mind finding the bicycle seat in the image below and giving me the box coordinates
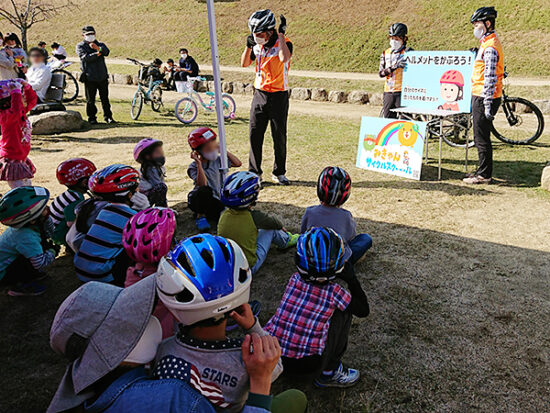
[205,91,215,96]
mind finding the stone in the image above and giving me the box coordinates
[311,88,328,102]
[541,164,550,191]
[132,75,139,85]
[369,92,384,106]
[347,90,370,104]
[244,84,255,95]
[233,82,246,94]
[328,90,347,103]
[112,73,133,85]
[222,81,233,94]
[194,81,208,92]
[30,110,84,135]
[291,87,311,100]
[206,81,215,92]
[533,100,550,115]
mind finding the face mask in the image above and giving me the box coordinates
[84,34,96,43]
[390,39,403,51]
[180,54,187,59]
[202,150,218,161]
[473,26,485,39]
[253,35,267,46]
[153,156,165,166]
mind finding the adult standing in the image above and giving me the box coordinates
[241,10,292,186]
[0,32,18,80]
[77,26,115,124]
[463,7,503,185]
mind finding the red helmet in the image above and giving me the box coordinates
[317,166,351,206]
[56,158,97,187]
[440,70,465,87]
[88,164,140,195]
[188,127,216,150]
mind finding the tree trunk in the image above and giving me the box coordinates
[21,26,28,54]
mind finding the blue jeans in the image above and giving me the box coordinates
[252,229,289,274]
[349,233,373,264]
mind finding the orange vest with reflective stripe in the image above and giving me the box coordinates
[471,32,504,98]
[384,47,405,93]
[253,36,291,92]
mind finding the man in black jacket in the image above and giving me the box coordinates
[77,26,115,124]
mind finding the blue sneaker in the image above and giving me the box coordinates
[195,217,211,231]
[313,363,360,388]
[8,281,46,297]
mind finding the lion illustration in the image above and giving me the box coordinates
[397,122,420,147]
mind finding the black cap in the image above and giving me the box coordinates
[82,26,95,34]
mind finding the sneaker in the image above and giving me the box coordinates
[195,217,211,231]
[105,118,117,124]
[463,175,491,184]
[8,281,46,297]
[88,119,98,125]
[283,232,300,249]
[272,174,290,186]
[314,363,360,389]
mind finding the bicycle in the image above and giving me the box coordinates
[47,60,79,103]
[127,58,164,120]
[174,76,236,124]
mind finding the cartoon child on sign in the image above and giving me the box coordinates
[437,70,464,112]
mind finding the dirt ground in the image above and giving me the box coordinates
[0,85,549,412]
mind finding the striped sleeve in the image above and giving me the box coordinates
[50,190,82,225]
[29,250,55,270]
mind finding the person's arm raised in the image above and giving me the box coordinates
[277,33,291,63]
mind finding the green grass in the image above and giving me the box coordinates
[8,0,550,76]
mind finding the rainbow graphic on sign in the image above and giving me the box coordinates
[363,120,424,150]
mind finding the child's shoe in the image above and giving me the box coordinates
[313,363,360,388]
[8,281,46,297]
[195,217,211,231]
[283,232,300,249]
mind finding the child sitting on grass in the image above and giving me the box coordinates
[0,186,59,296]
[301,166,372,265]
[218,171,299,275]
[73,164,150,286]
[122,207,176,338]
[155,234,307,413]
[264,227,369,388]
[187,127,241,231]
[50,158,96,245]
[134,138,168,207]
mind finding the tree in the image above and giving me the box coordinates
[0,0,74,51]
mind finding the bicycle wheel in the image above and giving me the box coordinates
[221,94,236,119]
[151,84,163,112]
[130,91,144,120]
[54,69,79,103]
[175,97,198,124]
[440,114,476,148]
[491,97,545,145]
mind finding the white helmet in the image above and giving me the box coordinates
[248,9,276,33]
[156,234,252,326]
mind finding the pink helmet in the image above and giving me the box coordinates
[123,207,176,264]
[133,138,162,162]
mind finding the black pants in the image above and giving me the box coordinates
[282,309,353,375]
[472,96,501,179]
[188,186,225,221]
[0,256,43,287]
[110,251,132,287]
[146,183,168,207]
[249,89,289,176]
[84,79,113,122]
[382,92,401,118]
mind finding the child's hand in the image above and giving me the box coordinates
[241,333,281,395]
[190,151,201,162]
[229,303,255,330]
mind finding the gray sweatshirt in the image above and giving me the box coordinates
[154,319,283,412]
[0,49,17,80]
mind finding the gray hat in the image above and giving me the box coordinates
[47,276,156,413]
[82,25,95,34]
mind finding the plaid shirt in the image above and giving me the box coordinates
[264,273,351,358]
[481,32,499,110]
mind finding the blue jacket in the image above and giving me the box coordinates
[77,40,110,82]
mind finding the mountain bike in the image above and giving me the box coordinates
[127,58,163,120]
[174,76,236,124]
[47,60,79,103]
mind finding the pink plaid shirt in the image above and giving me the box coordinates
[264,273,351,358]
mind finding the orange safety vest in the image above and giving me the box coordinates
[253,36,291,92]
[383,47,406,93]
[471,32,504,98]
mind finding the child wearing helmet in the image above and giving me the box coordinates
[50,158,97,245]
[378,23,413,118]
[0,186,59,296]
[122,207,177,338]
[73,164,149,286]
[134,138,168,207]
[437,70,465,112]
[0,79,38,189]
[301,167,372,265]
[264,227,369,389]
[155,234,307,413]
[187,127,241,231]
[218,171,299,275]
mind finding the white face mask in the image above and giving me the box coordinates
[202,150,218,161]
[84,34,96,43]
[253,35,267,46]
[473,26,485,39]
[390,39,403,51]
[180,53,188,59]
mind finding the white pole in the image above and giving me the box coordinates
[206,0,229,177]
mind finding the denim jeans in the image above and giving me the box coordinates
[348,233,373,264]
[251,229,289,274]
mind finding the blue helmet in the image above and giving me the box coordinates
[295,227,346,282]
[220,171,261,208]
[156,234,252,326]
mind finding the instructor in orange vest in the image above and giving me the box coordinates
[464,7,504,185]
[241,10,293,186]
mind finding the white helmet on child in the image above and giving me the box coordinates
[156,234,252,326]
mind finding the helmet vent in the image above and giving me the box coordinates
[200,249,214,269]
[239,268,248,283]
[217,240,231,262]
[176,288,194,303]
[177,253,195,277]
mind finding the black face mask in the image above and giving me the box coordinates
[153,156,166,166]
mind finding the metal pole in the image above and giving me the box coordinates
[206,0,229,177]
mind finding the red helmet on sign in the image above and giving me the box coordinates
[440,70,465,87]
[56,158,97,186]
[188,127,217,150]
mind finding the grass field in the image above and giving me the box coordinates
[0,86,549,412]
[8,0,550,76]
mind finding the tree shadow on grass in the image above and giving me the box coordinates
[32,135,153,145]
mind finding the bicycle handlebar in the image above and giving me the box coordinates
[187,76,207,82]
[126,58,147,66]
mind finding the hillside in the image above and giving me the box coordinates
[5,0,550,76]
